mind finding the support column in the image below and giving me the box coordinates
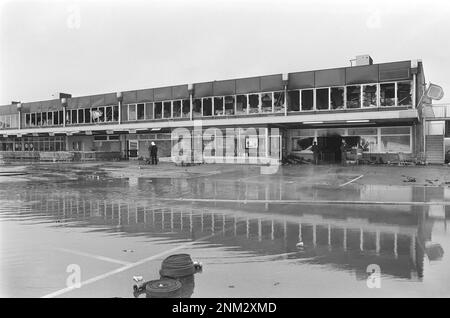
[117,92,123,124]
[376,230,380,255]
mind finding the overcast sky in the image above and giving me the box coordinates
[1,0,450,105]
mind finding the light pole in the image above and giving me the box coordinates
[12,101,22,129]
[116,92,123,124]
[282,73,289,116]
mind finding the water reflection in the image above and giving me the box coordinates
[2,180,448,284]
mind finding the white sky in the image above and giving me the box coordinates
[1,0,450,105]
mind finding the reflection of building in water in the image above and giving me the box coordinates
[14,185,449,282]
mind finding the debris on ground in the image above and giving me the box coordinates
[122,249,134,253]
[401,175,416,183]
[282,154,311,165]
[296,241,304,248]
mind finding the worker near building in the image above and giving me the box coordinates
[340,140,347,166]
[311,141,320,165]
[149,142,158,165]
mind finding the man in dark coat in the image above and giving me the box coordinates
[149,142,158,165]
[340,140,347,166]
[311,141,320,165]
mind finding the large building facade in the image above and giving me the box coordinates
[0,56,441,164]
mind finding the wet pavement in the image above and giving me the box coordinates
[1,162,450,297]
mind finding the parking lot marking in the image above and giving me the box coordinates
[42,232,217,298]
[55,247,131,266]
[339,174,364,187]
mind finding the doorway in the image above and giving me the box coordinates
[317,135,342,163]
[128,140,139,158]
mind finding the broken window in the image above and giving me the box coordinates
[113,106,119,121]
[78,109,84,123]
[84,109,91,124]
[47,112,53,126]
[287,90,300,111]
[59,111,64,125]
[25,113,31,127]
[193,99,202,118]
[98,107,105,122]
[363,85,377,107]
[292,137,314,151]
[236,95,247,115]
[274,91,285,112]
[201,98,212,116]
[182,99,190,118]
[213,97,223,116]
[31,113,36,126]
[346,85,361,109]
[137,103,145,120]
[380,83,395,106]
[225,96,235,115]
[173,100,181,118]
[42,112,47,126]
[261,93,273,113]
[330,87,344,109]
[301,89,313,111]
[397,82,412,106]
[36,112,42,125]
[163,101,171,118]
[249,94,260,114]
[316,88,329,110]
[154,102,163,119]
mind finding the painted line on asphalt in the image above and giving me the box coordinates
[339,174,364,187]
[41,232,217,298]
[157,197,450,206]
[54,248,132,266]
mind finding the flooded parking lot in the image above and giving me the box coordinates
[1,163,450,297]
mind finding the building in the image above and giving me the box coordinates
[0,55,444,164]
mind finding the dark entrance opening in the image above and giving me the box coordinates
[317,135,361,163]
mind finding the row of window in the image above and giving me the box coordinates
[0,114,19,129]
[0,136,65,152]
[291,126,412,154]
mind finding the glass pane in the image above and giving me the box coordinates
[292,137,314,152]
[261,93,272,113]
[202,98,212,116]
[380,135,410,153]
[380,83,396,106]
[42,112,47,126]
[287,90,300,111]
[346,85,361,109]
[359,136,378,153]
[128,104,137,121]
[113,106,119,121]
[105,106,113,122]
[173,100,181,118]
[137,103,145,120]
[193,99,202,118]
[154,102,162,119]
[213,97,223,116]
[163,102,172,118]
[380,127,410,135]
[330,87,344,110]
[236,95,247,115]
[316,88,329,110]
[301,90,313,111]
[84,109,91,123]
[348,128,377,135]
[249,94,259,114]
[397,82,412,106]
[182,100,190,118]
[224,96,235,115]
[363,85,377,107]
[78,109,84,123]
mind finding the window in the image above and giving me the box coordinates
[59,111,64,125]
[397,82,412,106]
[225,96,235,115]
[173,100,181,118]
[301,89,313,111]
[78,109,84,124]
[203,98,213,116]
[113,106,119,121]
[47,112,53,126]
[154,102,162,119]
[274,91,285,113]
[380,83,395,106]
[292,137,314,152]
[98,107,105,122]
[316,88,329,110]
[182,100,190,118]
[193,99,202,118]
[330,87,344,109]
[249,94,259,113]
[36,113,42,126]
[261,93,273,113]
[84,109,91,124]
[363,84,377,107]
[236,95,247,115]
[137,103,145,120]
[25,113,31,127]
[128,104,137,121]
[72,110,79,124]
[42,112,47,126]
[31,113,36,126]
[213,97,223,116]
[346,85,361,109]
[287,90,300,111]
[105,106,112,122]
[445,121,450,138]
[380,127,411,153]
[163,101,171,118]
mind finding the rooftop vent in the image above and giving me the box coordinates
[354,55,373,66]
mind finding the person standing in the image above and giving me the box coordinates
[150,142,158,165]
[311,141,320,165]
